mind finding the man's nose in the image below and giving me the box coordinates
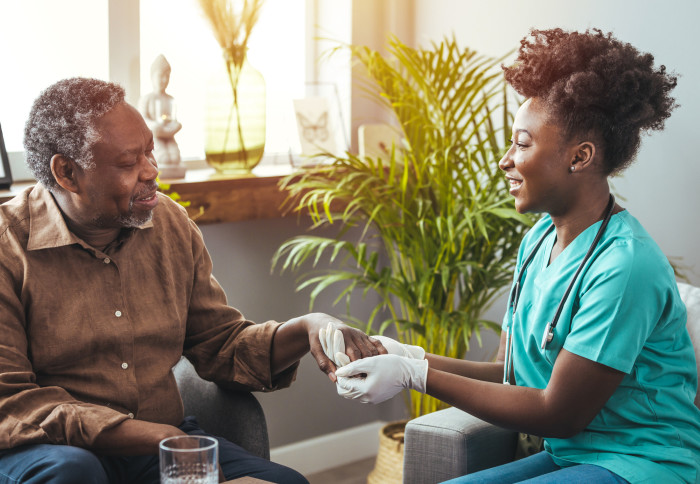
[141,154,158,181]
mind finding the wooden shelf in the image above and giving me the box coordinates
[162,165,297,225]
[0,165,299,225]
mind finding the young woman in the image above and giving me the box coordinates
[329,28,700,483]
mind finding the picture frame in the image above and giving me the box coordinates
[0,123,13,189]
[289,82,349,168]
[293,96,337,157]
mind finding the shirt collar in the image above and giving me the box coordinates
[26,183,154,251]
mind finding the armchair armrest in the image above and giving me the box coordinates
[404,407,518,484]
[173,358,270,460]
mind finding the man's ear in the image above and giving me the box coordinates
[570,141,597,172]
[50,154,80,193]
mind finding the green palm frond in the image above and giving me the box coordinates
[272,35,535,418]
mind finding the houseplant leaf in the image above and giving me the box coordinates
[273,35,535,418]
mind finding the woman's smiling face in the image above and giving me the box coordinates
[498,98,578,215]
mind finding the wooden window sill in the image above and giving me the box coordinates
[0,165,299,225]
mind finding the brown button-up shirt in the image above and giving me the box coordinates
[0,184,296,449]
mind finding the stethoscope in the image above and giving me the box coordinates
[503,194,616,385]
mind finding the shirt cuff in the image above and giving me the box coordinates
[231,321,298,392]
[40,402,130,447]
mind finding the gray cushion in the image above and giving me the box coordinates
[404,407,517,484]
[173,358,270,459]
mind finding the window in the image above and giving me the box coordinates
[0,0,350,179]
[0,0,109,152]
[140,0,308,161]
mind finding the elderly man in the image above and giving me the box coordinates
[0,78,384,483]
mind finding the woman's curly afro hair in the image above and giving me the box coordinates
[503,28,678,175]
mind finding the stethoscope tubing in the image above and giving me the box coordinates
[503,194,616,385]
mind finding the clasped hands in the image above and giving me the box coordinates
[319,322,428,404]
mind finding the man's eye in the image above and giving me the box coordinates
[117,157,139,168]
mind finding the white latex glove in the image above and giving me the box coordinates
[335,354,429,404]
[369,335,425,360]
[319,322,351,367]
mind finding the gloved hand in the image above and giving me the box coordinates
[335,354,429,404]
[369,335,425,360]
[320,323,425,368]
[319,322,351,367]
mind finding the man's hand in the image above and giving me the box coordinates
[320,327,426,369]
[335,354,429,404]
[270,313,386,383]
[304,315,386,382]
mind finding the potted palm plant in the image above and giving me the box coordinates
[273,36,533,419]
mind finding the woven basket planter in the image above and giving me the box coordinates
[367,420,408,484]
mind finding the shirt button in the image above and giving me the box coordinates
[128,412,134,419]
[121,362,129,370]
[103,258,111,264]
[115,310,122,317]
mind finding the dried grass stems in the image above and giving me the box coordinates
[198,0,265,66]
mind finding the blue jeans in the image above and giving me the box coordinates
[0,416,307,484]
[441,451,629,484]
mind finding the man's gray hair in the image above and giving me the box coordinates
[23,78,125,190]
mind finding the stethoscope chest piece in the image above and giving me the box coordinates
[540,321,554,350]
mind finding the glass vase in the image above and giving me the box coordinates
[204,54,266,174]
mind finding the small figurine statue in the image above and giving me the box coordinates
[138,54,185,179]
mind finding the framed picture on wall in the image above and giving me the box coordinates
[0,123,13,189]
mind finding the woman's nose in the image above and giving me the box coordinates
[498,146,513,172]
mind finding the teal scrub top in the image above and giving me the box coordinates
[502,211,700,484]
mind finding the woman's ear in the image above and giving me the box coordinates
[50,154,80,193]
[570,141,597,172]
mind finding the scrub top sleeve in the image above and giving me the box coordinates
[562,240,665,374]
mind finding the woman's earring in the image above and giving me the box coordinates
[569,166,576,173]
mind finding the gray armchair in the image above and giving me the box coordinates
[404,282,700,484]
[173,357,270,459]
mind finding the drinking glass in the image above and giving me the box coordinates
[159,435,218,484]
